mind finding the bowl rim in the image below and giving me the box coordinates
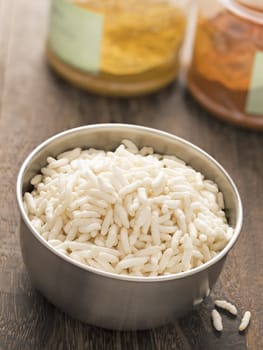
[16,123,243,282]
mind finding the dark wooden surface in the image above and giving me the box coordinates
[0,1,262,349]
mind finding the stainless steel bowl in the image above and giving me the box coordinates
[16,124,243,330]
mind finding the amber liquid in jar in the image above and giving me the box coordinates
[187,0,263,129]
[47,0,187,97]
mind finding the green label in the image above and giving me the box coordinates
[48,0,104,73]
[246,51,263,116]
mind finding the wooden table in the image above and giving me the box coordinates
[0,1,262,349]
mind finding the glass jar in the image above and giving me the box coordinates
[47,0,189,97]
[187,0,263,130]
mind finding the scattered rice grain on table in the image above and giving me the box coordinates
[214,300,238,315]
[23,140,234,276]
[239,311,251,331]
[211,309,223,331]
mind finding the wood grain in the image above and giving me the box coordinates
[0,1,262,349]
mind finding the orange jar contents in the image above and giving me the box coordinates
[47,0,188,97]
[187,0,263,130]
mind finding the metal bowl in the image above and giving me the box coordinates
[16,124,243,330]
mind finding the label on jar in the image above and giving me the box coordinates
[246,51,263,116]
[48,0,104,73]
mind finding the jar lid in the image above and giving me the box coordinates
[236,0,263,11]
[220,0,263,24]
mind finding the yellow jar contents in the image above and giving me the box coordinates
[187,1,263,129]
[47,0,187,96]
